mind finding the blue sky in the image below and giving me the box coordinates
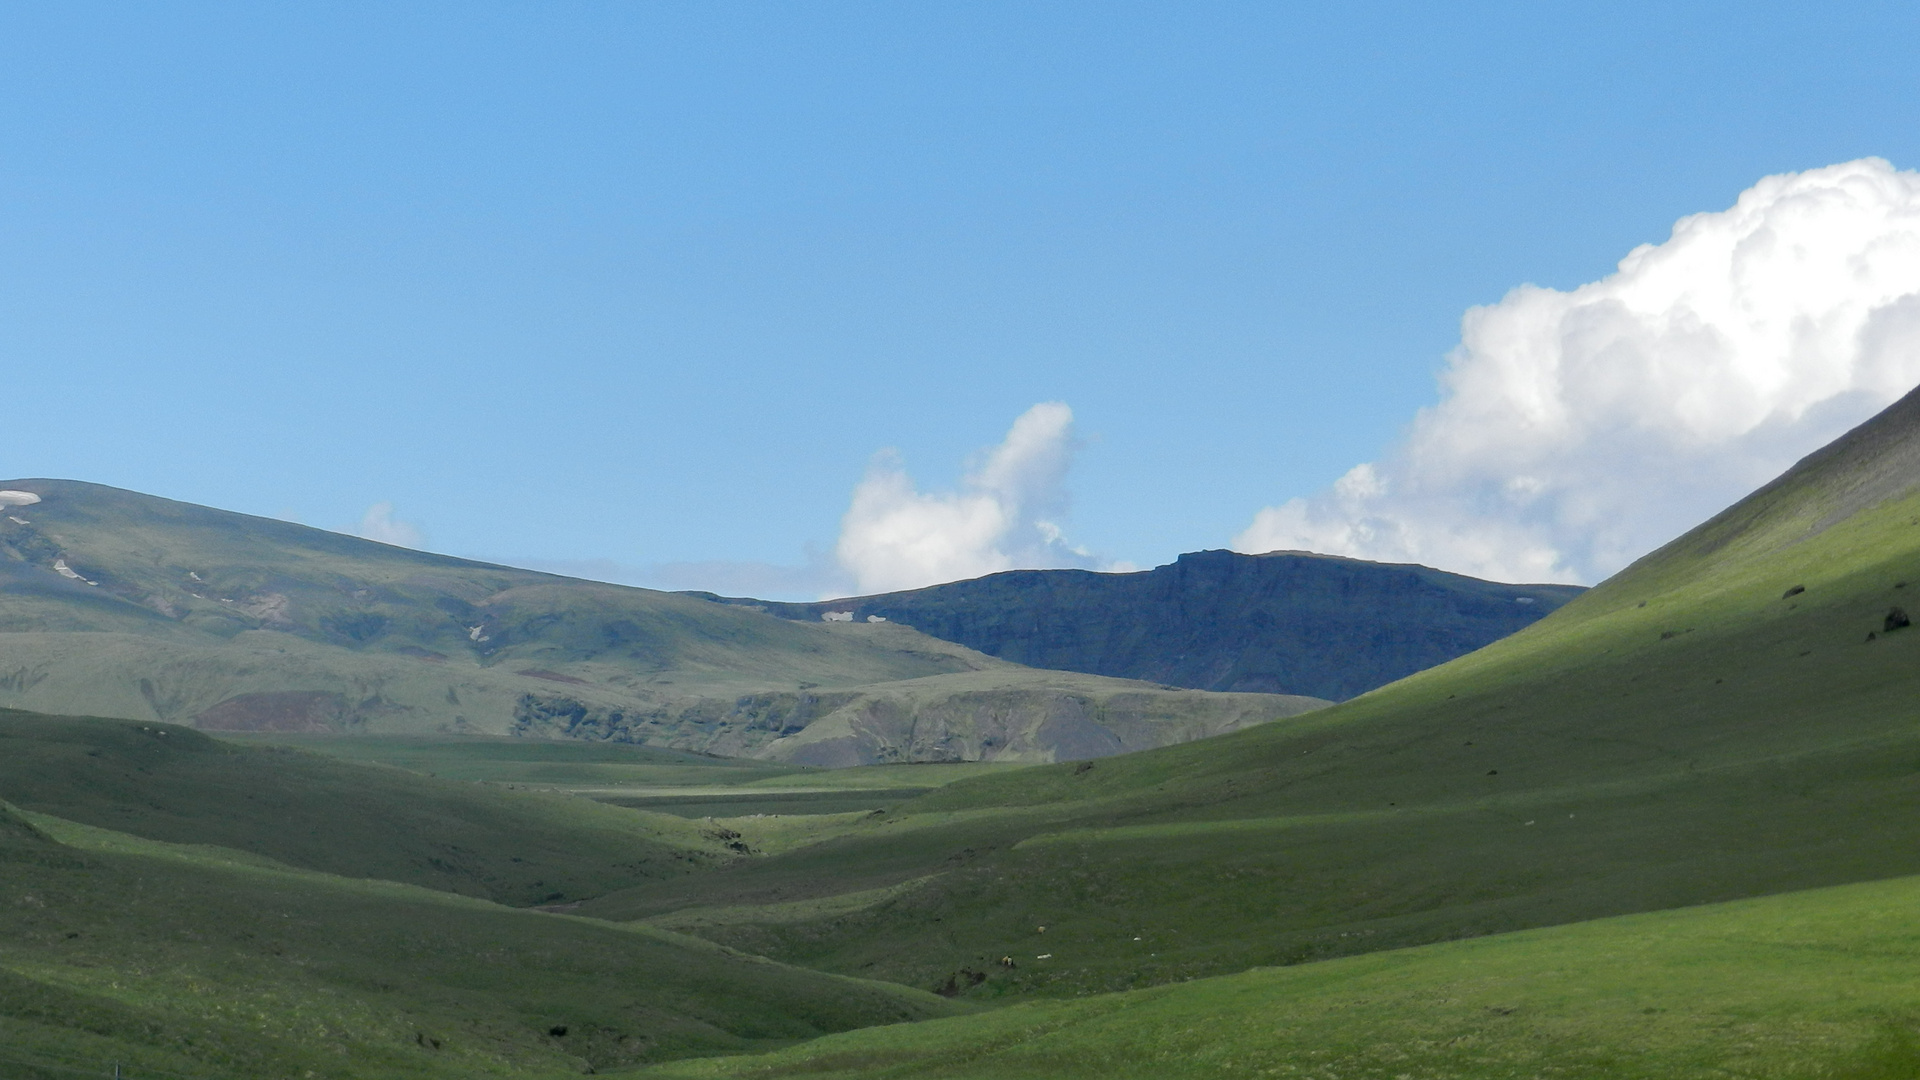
[4,2,1920,597]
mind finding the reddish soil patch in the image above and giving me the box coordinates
[195,691,351,732]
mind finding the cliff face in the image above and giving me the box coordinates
[697,550,1585,701]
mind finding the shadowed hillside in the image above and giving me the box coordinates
[693,550,1583,700]
[0,711,738,905]
[0,800,957,1077]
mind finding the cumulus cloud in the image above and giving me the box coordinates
[835,402,1096,594]
[353,501,425,548]
[1236,157,1920,584]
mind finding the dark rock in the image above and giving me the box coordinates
[934,969,988,997]
[1887,607,1911,632]
[1783,585,1805,598]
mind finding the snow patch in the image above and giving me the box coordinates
[51,559,97,585]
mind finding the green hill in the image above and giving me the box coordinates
[576,382,1920,1000]
[0,802,957,1079]
[0,480,1321,762]
[0,710,742,906]
[635,872,1920,1080]
[695,549,1584,699]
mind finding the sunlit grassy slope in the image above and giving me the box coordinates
[0,479,1320,762]
[635,873,1920,1080]
[578,384,1920,1000]
[0,804,956,1080]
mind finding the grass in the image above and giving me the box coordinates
[15,393,1920,1075]
[227,732,817,788]
[741,665,1324,766]
[225,734,1044,819]
[0,712,745,906]
[632,872,1920,1079]
[0,479,1310,766]
[568,392,1920,1002]
[0,802,958,1079]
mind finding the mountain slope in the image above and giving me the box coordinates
[0,480,1319,762]
[579,381,1920,998]
[694,550,1584,699]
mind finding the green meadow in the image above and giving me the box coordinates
[637,873,1920,1079]
[228,733,1039,818]
[0,714,745,906]
[11,391,1920,1076]
[0,800,955,1080]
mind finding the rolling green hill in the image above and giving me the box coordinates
[0,711,741,906]
[0,801,958,1079]
[696,548,1584,699]
[576,382,1920,1002]
[0,480,1321,762]
[635,872,1920,1080]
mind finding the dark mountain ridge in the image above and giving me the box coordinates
[693,549,1584,700]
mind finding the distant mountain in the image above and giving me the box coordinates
[0,480,1322,763]
[691,550,1584,701]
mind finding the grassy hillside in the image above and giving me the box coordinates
[227,732,819,787]
[699,548,1584,699]
[0,803,957,1079]
[0,711,741,906]
[635,873,1920,1080]
[574,383,1920,999]
[722,667,1323,766]
[229,732,1039,818]
[0,480,1315,762]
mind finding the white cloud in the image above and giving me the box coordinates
[835,402,1096,594]
[353,501,425,548]
[1236,157,1920,584]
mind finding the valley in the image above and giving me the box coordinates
[9,386,1920,1076]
